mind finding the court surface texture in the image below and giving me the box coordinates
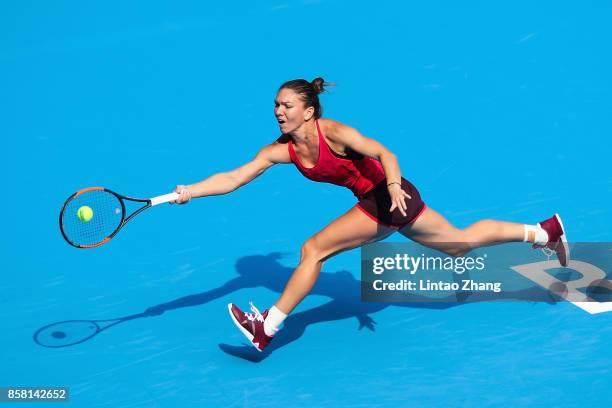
[2,1,611,407]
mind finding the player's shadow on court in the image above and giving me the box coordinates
[144,252,560,363]
[33,252,561,355]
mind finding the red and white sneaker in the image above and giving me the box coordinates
[533,214,570,267]
[227,302,274,352]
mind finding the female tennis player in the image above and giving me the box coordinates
[173,78,569,352]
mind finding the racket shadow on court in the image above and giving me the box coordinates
[32,252,560,354]
[33,313,149,348]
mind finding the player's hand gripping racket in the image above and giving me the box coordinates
[59,187,179,248]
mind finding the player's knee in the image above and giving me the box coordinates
[438,239,470,257]
[300,238,323,263]
[444,247,469,257]
[437,227,469,257]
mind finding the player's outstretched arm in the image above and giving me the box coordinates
[174,142,290,203]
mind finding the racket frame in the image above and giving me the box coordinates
[59,187,177,248]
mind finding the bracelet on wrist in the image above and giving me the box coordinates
[387,182,401,187]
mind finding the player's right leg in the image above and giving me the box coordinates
[398,207,568,265]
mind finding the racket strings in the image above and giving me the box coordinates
[61,190,124,247]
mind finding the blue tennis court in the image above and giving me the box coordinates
[3,1,612,406]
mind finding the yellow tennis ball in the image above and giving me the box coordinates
[77,206,94,222]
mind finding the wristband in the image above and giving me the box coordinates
[387,182,401,188]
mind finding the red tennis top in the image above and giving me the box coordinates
[287,120,386,198]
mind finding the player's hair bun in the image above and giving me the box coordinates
[311,77,326,94]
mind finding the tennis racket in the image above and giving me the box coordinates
[59,187,179,248]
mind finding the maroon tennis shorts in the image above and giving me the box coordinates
[356,178,426,229]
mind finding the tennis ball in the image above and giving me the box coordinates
[77,206,94,222]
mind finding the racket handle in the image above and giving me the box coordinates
[150,192,180,206]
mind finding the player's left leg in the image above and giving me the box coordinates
[228,206,395,351]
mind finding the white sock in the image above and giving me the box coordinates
[264,306,287,337]
[523,225,535,242]
[524,224,549,245]
[535,224,550,245]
